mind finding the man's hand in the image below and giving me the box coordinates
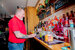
[31,34,36,37]
[29,34,36,38]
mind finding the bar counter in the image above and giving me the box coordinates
[34,37,70,50]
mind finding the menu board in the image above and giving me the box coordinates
[55,0,69,10]
[38,10,51,20]
[46,10,51,16]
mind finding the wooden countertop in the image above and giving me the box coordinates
[34,37,70,50]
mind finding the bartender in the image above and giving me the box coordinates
[8,8,36,50]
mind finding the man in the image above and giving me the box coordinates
[8,8,36,50]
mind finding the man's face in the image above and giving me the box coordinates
[20,11,25,19]
[22,12,25,18]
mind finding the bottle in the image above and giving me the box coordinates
[36,32,40,39]
[69,19,74,28]
[74,12,75,17]
[60,16,64,27]
[60,23,64,35]
[34,27,37,32]
[66,12,70,20]
[63,14,66,26]
[42,23,45,31]
[45,32,48,42]
[70,11,75,27]
[41,31,46,41]
[65,16,68,27]
[63,27,68,42]
[50,32,53,41]
[47,31,53,42]
[39,32,42,40]
[70,11,74,18]
[66,12,70,27]
[47,31,51,42]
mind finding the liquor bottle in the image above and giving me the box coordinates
[63,14,66,26]
[69,19,74,28]
[66,12,70,20]
[45,33,48,42]
[74,12,75,17]
[70,11,75,27]
[63,14,69,42]
[60,23,64,35]
[65,16,68,27]
[70,11,74,18]
[66,12,70,27]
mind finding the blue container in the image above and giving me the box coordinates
[61,47,68,50]
[70,24,74,28]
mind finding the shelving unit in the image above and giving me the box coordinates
[37,0,75,20]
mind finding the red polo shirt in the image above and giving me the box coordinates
[8,15,27,43]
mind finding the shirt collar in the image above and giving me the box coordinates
[14,15,23,21]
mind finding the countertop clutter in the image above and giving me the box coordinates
[34,37,70,50]
[31,30,71,50]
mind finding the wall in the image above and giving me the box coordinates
[42,4,75,22]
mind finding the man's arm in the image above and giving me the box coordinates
[14,31,36,39]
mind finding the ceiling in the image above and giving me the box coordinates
[0,0,39,16]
